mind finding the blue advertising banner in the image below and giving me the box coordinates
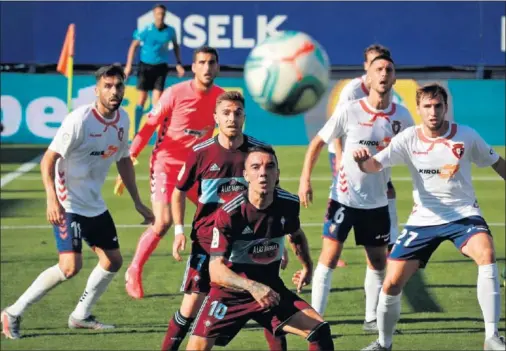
[1,1,505,66]
[1,73,504,146]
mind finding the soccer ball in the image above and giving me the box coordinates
[244,30,330,116]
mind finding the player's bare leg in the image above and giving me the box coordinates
[1,253,80,339]
[69,248,121,329]
[152,89,163,107]
[362,259,419,351]
[386,186,398,252]
[311,238,344,315]
[461,233,504,350]
[126,201,172,299]
[280,308,334,351]
[134,90,149,134]
[363,245,388,331]
[162,292,206,351]
[186,335,216,351]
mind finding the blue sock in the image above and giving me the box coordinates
[134,105,144,134]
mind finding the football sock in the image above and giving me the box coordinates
[311,263,334,315]
[377,291,401,348]
[71,264,116,320]
[477,263,500,338]
[161,310,194,351]
[364,267,385,322]
[7,264,66,317]
[130,228,162,273]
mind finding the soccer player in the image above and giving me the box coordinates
[0,65,154,339]
[186,145,335,351]
[161,91,287,351]
[124,3,185,134]
[298,55,414,330]
[116,46,224,300]
[356,83,505,351]
[329,44,399,257]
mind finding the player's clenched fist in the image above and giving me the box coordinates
[249,282,280,309]
[353,147,372,163]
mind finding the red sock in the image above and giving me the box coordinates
[161,310,193,351]
[130,228,162,272]
[264,329,287,351]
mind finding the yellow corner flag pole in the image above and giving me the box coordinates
[57,24,75,112]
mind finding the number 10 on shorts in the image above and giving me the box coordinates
[208,300,228,320]
[396,229,419,247]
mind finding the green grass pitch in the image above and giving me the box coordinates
[1,144,504,350]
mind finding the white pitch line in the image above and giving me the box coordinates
[0,155,43,188]
[4,175,502,182]
[0,222,504,230]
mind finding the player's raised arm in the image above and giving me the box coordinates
[299,106,348,207]
[129,88,174,159]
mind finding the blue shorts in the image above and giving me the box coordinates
[53,210,119,253]
[323,199,391,247]
[389,216,491,268]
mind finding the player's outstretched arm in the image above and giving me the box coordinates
[299,135,326,207]
[491,156,506,180]
[288,229,314,293]
[41,149,65,226]
[116,157,154,224]
[171,188,187,261]
[209,256,280,308]
[353,147,383,173]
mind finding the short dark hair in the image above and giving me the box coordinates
[416,83,449,107]
[245,145,278,168]
[193,46,219,63]
[364,44,391,61]
[153,3,167,11]
[369,54,395,66]
[95,64,125,82]
[216,91,245,109]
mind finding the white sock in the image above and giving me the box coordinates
[364,267,385,322]
[71,264,116,320]
[311,263,334,315]
[388,199,399,245]
[377,291,401,348]
[6,264,66,317]
[477,263,500,338]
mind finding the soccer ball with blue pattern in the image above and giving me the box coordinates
[244,30,330,116]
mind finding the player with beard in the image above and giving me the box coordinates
[1,65,154,339]
[298,55,414,330]
[114,46,225,300]
[161,91,287,351]
[186,145,334,351]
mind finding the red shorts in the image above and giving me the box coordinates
[190,283,311,346]
[180,242,210,294]
[150,162,198,204]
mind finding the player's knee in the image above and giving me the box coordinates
[153,220,171,237]
[382,279,402,296]
[59,261,82,279]
[319,242,342,269]
[306,322,333,348]
[474,247,495,265]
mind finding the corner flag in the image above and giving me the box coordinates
[57,24,75,112]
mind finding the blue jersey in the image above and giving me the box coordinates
[133,23,175,65]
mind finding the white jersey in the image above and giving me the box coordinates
[318,98,414,209]
[49,104,130,217]
[374,123,500,226]
[328,75,398,153]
